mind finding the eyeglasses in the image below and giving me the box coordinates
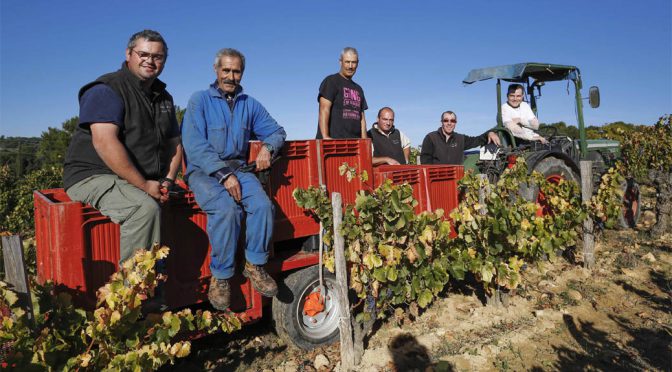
[132,49,166,62]
[442,119,457,123]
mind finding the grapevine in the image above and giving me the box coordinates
[0,245,242,371]
[294,159,606,323]
[620,114,672,236]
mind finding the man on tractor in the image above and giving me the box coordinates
[502,83,548,144]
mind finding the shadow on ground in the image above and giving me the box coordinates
[161,318,286,371]
[527,311,670,371]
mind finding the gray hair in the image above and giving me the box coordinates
[441,111,457,121]
[127,30,168,55]
[214,48,246,72]
[340,47,359,60]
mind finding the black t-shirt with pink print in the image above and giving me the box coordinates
[316,73,367,139]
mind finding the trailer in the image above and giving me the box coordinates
[34,138,463,349]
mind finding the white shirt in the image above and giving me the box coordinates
[501,102,542,141]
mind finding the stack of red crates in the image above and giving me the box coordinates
[34,139,375,311]
[372,165,429,214]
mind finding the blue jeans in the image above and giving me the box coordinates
[187,170,274,279]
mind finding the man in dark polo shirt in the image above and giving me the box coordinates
[63,30,182,265]
[421,111,500,165]
[367,107,411,165]
[316,47,368,139]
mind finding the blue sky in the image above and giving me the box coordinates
[1,0,670,146]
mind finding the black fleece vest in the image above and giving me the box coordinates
[64,64,178,189]
[368,126,407,164]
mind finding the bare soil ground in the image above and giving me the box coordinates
[170,209,672,372]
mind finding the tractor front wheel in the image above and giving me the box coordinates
[272,266,342,350]
[521,157,580,209]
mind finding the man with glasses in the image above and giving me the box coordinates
[368,107,411,165]
[64,29,182,265]
[420,111,500,164]
[182,48,286,311]
[316,47,368,139]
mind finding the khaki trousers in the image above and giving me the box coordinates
[66,174,161,264]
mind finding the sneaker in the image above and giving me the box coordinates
[208,276,231,311]
[243,262,278,297]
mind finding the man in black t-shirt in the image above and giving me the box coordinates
[316,47,368,139]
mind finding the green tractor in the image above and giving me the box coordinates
[462,62,640,228]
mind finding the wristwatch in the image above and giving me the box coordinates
[263,143,274,154]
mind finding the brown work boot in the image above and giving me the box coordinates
[243,262,278,297]
[208,276,231,311]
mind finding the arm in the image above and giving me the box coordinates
[372,156,400,166]
[486,132,501,146]
[502,103,545,142]
[420,135,434,165]
[249,99,286,171]
[164,137,182,181]
[360,111,367,139]
[464,131,502,149]
[400,131,412,164]
[504,122,547,143]
[520,103,540,129]
[91,123,166,202]
[318,97,333,139]
[181,92,234,176]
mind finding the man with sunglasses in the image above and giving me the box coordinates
[420,111,500,164]
[64,30,182,266]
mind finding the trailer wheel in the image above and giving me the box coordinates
[521,157,580,214]
[272,266,341,350]
[619,178,641,229]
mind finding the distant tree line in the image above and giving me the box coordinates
[1,108,186,234]
[540,121,641,142]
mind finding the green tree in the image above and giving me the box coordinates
[0,165,16,230]
[176,106,186,126]
[36,116,78,167]
[541,121,579,139]
[0,136,40,178]
[586,121,639,141]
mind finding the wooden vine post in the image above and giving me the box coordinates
[1,235,34,325]
[580,161,595,268]
[331,192,355,370]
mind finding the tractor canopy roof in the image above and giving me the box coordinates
[463,63,580,84]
